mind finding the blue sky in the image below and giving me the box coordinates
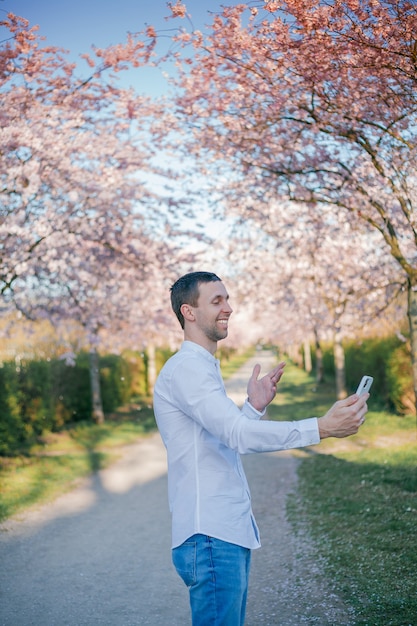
[3,0,233,95]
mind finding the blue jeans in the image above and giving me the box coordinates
[172,534,251,626]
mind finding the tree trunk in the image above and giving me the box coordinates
[303,339,312,373]
[407,278,417,413]
[146,343,157,395]
[89,348,104,424]
[333,330,347,400]
[288,344,303,366]
[314,329,324,385]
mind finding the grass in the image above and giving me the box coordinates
[272,363,417,626]
[291,444,416,626]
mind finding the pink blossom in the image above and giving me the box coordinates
[168,1,187,19]
[264,1,280,12]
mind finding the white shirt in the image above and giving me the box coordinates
[153,341,320,549]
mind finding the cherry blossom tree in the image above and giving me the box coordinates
[1,16,162,295]
[0,14,197,419]
[148,0,417,408]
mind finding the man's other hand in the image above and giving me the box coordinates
[318,393,369,439]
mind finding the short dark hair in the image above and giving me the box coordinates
[170,271,222,329]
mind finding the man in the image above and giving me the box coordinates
[153,271,368,626]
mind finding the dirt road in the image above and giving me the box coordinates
[0,351,354,625]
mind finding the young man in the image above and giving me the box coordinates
[153,271,368,626]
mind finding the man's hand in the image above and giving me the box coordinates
[247,362,286,412]
[318,393,369,439]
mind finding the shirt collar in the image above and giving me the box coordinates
[181,340,219,365]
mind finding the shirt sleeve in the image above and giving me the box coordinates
[169,355,320,454]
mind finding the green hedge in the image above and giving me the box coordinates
[311,334,414,414]
[0,349,163,456]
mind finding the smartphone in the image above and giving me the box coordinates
[356,375,373,395]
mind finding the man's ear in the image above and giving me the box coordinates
[180,303,195,322]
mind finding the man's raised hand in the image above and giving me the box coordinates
[247,361,286,412]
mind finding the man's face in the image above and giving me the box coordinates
[192,281,233,344]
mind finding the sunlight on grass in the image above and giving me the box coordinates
[0,407,156,523]
[268,364,337,421]
[0,454,108,522]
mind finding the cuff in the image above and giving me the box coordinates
[243,397,266,419]
[299,417,321,446]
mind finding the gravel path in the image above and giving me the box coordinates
[0,351,355,625]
